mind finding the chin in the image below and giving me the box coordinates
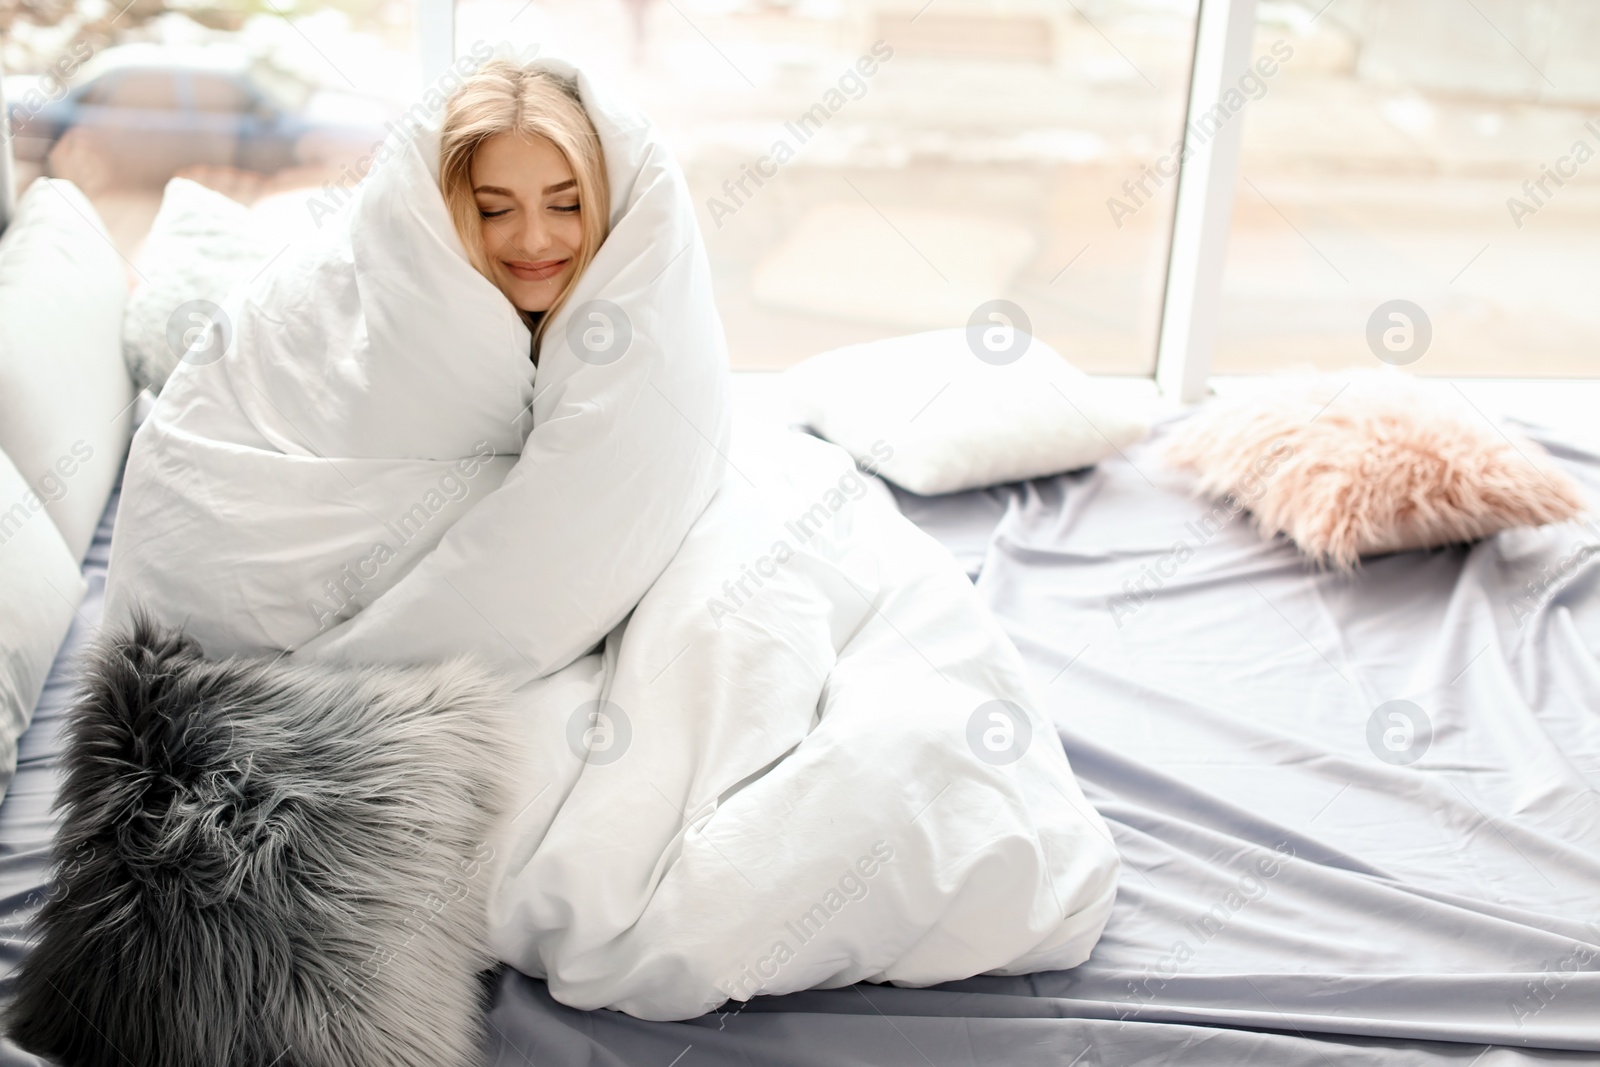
[502,280,558,314]
[504,272,572,314]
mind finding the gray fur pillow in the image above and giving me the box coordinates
[3,609,526,1067]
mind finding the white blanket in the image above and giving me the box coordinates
[104,46,1120,1020]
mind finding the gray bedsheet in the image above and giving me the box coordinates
[4,415,1598,1066]
[0,479,116,1067]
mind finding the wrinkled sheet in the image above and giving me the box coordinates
[473,412,1600,1063]
[0,480,119,1067]
[4,412,1598,1063]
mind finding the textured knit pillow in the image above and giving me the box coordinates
[1163,371,1589,569]
[783,327,1149,495]
[0,177,132,561]
[3,610,528,1067]
[0,445,88,808]
[122,178,279,394]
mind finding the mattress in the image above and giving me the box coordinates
[3,411,1597,1066]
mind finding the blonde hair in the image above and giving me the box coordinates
[439,60,610,354]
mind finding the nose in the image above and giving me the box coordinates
[512,206,555,259]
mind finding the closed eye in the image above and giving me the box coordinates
[480,208,511,219]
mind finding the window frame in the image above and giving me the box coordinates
[1153,0,1258,403]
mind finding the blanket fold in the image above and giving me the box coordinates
[104,44,1120,1021]
[108,47,729,683]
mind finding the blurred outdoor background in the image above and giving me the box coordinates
[1217,0,1600,377]
[2,0,1596,376]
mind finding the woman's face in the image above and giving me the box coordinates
[470,131,584,313]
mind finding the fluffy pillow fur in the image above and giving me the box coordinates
[3,610,528,1067]
[1164,371,1588,570]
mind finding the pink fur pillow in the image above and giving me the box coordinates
[1163,371,1588,570]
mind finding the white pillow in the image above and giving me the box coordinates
[123,177,281,395]
[0,445,88,804]
[782,327,1149,495]
[0,178,132,561]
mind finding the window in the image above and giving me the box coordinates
[189,73,254,114]
[18,0,1585,383]
[456,0,1202,372]
[1212,0,1600,378]
[94,69,182,109]
[6,3,415,249]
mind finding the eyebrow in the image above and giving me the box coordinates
[473,179,579,196]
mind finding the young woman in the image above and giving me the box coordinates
[93,48,1115,1037]
[438,60,610,361]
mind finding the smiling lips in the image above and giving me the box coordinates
[505,258,568,281]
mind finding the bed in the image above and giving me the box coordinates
[1,401,1596,1067]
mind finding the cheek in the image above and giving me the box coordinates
[479,220,505,255]
[559,214,585,253]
